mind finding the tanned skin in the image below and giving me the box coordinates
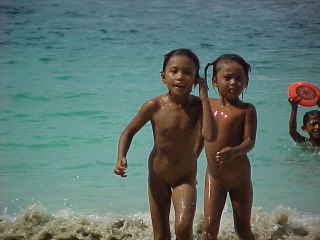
[114,52,212,240]
[202,59,257,240]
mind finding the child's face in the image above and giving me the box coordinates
[161,55,197,96]
[213,60,248,100]
[302,117,320,139]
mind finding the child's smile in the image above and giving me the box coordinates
[173,82,187,90]
[304,118,320,139]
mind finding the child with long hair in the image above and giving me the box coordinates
[202,54,257,240]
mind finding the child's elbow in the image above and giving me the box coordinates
[205,136,215,142]
[121,128,135,140]
[289,129,297,138]
[203,131,215,142]
[246,138,255,150]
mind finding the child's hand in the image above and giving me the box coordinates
[216,146,235,167]
[288,96,301,107]
[198,77,209,100]
[114,157,128,177]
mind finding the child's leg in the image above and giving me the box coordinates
[202,173,227,240]
[148,175,172,240]
[171,181,196,240]
[229,180,255,240]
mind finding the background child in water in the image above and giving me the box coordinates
[288,97,320,147]
[114,48,212,240]
[202,54,257,240]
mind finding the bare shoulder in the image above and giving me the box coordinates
[241,101,256,114]
[239,102,257,126]
[238,101,256,112]
[137,96,162,119]
[141,96,161,111]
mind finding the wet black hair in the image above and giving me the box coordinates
[303,110,320,125]
[162,48,200,81]
[204,54,251,84]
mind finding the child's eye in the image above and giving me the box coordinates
[183,70,192,75]
[170,68,178,73]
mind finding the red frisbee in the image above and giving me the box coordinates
[288,81,320,107]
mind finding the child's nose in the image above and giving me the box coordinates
[176,71,184,80]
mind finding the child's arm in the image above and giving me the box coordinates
[288,97,306,143]
[216,104,257,164]
[114,100,156,177]
[194,136,204,159]
[198,77,215,141]
[231,104,257,154]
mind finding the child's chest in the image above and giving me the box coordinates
[153,106,199,132]
[212,106,245,128]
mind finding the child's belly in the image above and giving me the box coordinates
[148,148,197,186]
[206,155,251,187]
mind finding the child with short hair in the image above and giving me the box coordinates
[114,48,212,240]
[288,97,320,147]
[202,54,257,240]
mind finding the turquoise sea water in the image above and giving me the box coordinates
[1,0,320,239]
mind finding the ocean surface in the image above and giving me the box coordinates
[1,0,320,239]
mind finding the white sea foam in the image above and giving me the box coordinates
[0,204,319,240]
